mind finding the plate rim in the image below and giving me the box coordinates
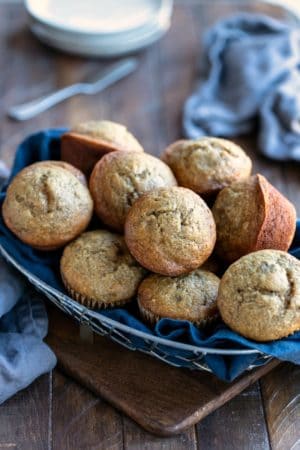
[25,0,173,36]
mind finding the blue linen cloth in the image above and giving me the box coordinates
[0,156,56,404]
[0,130,300,382]
[183,13,300,161]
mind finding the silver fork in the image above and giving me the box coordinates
[8,57,138,121]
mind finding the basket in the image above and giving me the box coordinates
[0,244,272,373]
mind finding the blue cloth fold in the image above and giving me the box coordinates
[0,259,56,404]
[0,130,300,382]
[0,153,56,404]
[183,13,300,161]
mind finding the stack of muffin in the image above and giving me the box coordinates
[3,120,300,342]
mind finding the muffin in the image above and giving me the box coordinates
[161,137,252,197]
[32,160,87,186]
[217,250,300,341]
[61,230,146,308]
[2,163,93,250]
[61,120,144,177]
[90,151,177,232]
[138,269,220,326]
[125,187,216,276]
[212,174,296,263]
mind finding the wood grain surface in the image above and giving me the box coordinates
[0,1,299,449]
[45,306,280,436]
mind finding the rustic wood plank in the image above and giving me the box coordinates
[46,306,280,437]
[52,371,123,450]
[122,416,197,450]
[0,374,50,450]
[156,3,200,149]
[196,382,270,450]
[260,363,300,450]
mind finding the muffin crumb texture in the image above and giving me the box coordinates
[161,137,252,196]
[2,163,93,250]
[125,186,216,276]
[61,120,144,177]
[61,230,146,307]
[90,151,177,231]
[72,120,144,152]
[218,250,300,341]
[138,269,220,326]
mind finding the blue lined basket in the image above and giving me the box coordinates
[0,244,273,373]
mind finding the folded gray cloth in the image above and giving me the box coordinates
[183,13,300,161]
[0,162,56,404]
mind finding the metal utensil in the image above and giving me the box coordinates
[8,57,138,121]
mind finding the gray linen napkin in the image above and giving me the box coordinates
[183,13,300,161]
[0,161,56,404]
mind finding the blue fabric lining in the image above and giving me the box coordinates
[0,129,299,381]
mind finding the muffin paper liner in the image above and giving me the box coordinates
[138,299,219,329]
[61,273,133,309]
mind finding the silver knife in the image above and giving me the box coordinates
[8,57,138,121]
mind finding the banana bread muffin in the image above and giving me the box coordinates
[212,174,296,263]
[161,137,252,197]
[33,160,87,185]
[90,151,177,232]
[138,269,220,326]
[217,250,300,341]
[61,120,144,177]
[125,187,216,276]
[61,230,146,308]
[2,163,93,250]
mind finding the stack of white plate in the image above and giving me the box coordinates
[25,0,173,58]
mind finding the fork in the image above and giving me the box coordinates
[8,57,138,121]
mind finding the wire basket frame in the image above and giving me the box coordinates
[0,244,272,373]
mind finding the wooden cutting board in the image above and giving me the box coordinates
[46,305,280,436]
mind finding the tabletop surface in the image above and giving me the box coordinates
[0,1,299,449]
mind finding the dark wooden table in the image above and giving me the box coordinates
[0,1,299,449]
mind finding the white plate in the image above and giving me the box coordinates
[30,18,170,57]
[26,0,167,35]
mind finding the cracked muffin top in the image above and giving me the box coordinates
[30,160,87,186]
[72,120,143,150]
[161,137,252,197]
[212,174,296,263]
[125,186,216,276]
[61,230,146,308]
[138,269,220,325]
[89,151,177,232]
[217,250,300,341]
[61,120,144,177]
[2,162,93,250]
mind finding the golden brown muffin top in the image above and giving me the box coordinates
[125,187,216,276]
[161,137,252,196]
[32,160,87,186]
[217,250,300,341]
[212,174,296,262]
[90,151,177,232]
[138,269,220,323]
[72,120,144,153]
[61,230,146,304]
[2,163,93,249]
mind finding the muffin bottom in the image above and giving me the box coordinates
[138,299,219,329]
[62,274,134,309]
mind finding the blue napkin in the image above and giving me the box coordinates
[1,130,300,382]
[183,13,300,161]
[0,159,56,404]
